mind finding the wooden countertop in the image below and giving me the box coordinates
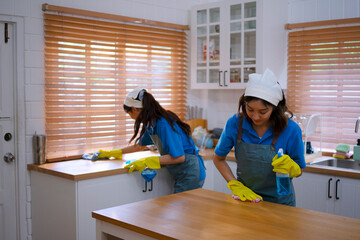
[92,188,360,240]
[27,148,360,181]
[26,149,229,181]
[304,161,360,179]
[27,151,160,181]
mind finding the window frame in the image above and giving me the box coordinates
[44,13,188,161]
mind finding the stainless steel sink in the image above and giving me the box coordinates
[309,157,360,171]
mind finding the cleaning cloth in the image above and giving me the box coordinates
[141,168,157,182]
[334,151,353,159]
[335,143,350,153]
[82,152,108,160]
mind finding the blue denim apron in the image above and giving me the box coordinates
[150,135,205,193]
[235,116,295,206]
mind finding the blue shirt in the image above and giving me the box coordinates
[140,117,195,158]
[215,114,306,168]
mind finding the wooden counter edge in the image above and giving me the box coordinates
[304,165,360,179]
[27,164,128,181]
[92,211,176,240]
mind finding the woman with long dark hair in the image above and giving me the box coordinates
[213,69,306,206]
[99,88,205,193]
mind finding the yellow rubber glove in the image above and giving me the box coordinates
[124,156,161,173]
[97,148,123,159]
[272,154,301,178]
[227,180,263,202]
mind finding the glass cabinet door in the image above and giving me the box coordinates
[196,6,221,85]
[229,3,242,83]
[191,0,257,89]
[243,1,256,82]
[229,1,256,84]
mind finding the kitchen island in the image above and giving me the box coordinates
[92,188,360,240]
[27,151,173,240]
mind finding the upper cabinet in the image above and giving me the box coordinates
[190,0,288,90]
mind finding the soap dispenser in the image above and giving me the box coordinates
[354,139,360,161]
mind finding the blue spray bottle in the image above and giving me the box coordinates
[276,148,291,196]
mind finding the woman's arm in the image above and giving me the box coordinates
[159,154,185,165]
[213,154,236,182]
[122,144,148,154]
[123,143,185,165]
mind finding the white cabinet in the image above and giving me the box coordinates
[190,0,288,89]
[31,169,173,240]
[203,159,237,194]
[202,159,215,190]
[293,172,360,219]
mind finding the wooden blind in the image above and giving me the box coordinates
[44,13,188,161]
[287,25,360,151]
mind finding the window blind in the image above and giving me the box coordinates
[287,25,360,151]
[44,13,188,161]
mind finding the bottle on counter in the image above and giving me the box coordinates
[354,139,360,161]
[276,148,291,196]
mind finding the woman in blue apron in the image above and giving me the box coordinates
[213,69,306,206]
[99,87,205,193]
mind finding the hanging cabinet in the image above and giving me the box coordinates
[190,0,257,89]
[190,0,288,90]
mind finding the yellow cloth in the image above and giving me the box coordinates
[227,180,262,201]
[272,154,301,178]
[124,156,161,173]
[98,148,123,159]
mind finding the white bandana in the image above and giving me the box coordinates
[244,68,283,106]
[124,87,146,108]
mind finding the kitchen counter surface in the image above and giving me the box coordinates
[26,148,231,181]
[27,148,360,181]
[92,188,360,240]
[27,151,160,181]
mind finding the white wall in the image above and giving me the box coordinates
[288,0,360,23]
[1,0,359,239]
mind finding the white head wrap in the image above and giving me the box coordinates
[244,68,283,106]
[124,87,146,108]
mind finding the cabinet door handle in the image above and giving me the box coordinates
[149,180,153,192]
[224,70,228,87]
[218,71,223,86]
[143,180,147,192]
[328,178,332,198]
[142,180,154,192]
[335,179,340,200]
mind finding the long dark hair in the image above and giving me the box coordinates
[237,91,293,135]
[124,90,191,144]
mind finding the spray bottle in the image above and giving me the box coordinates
[276,148,291,196]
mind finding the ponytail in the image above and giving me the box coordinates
[129,91,191,144]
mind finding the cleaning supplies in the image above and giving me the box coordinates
[276,149,291,196]
[333,152,353,159]
[335,143,350,154]
[333,143,352,159]
[82,152,107,160]
[354,139,360,161]
[141,168,157,182]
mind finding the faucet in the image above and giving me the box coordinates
[356,117,360,133]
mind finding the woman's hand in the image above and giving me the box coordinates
[227,180,263,202]
[124,156,161,173]
[272,154,301,178]
[97,148,123,159]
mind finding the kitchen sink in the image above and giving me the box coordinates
[309,157,360,171]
